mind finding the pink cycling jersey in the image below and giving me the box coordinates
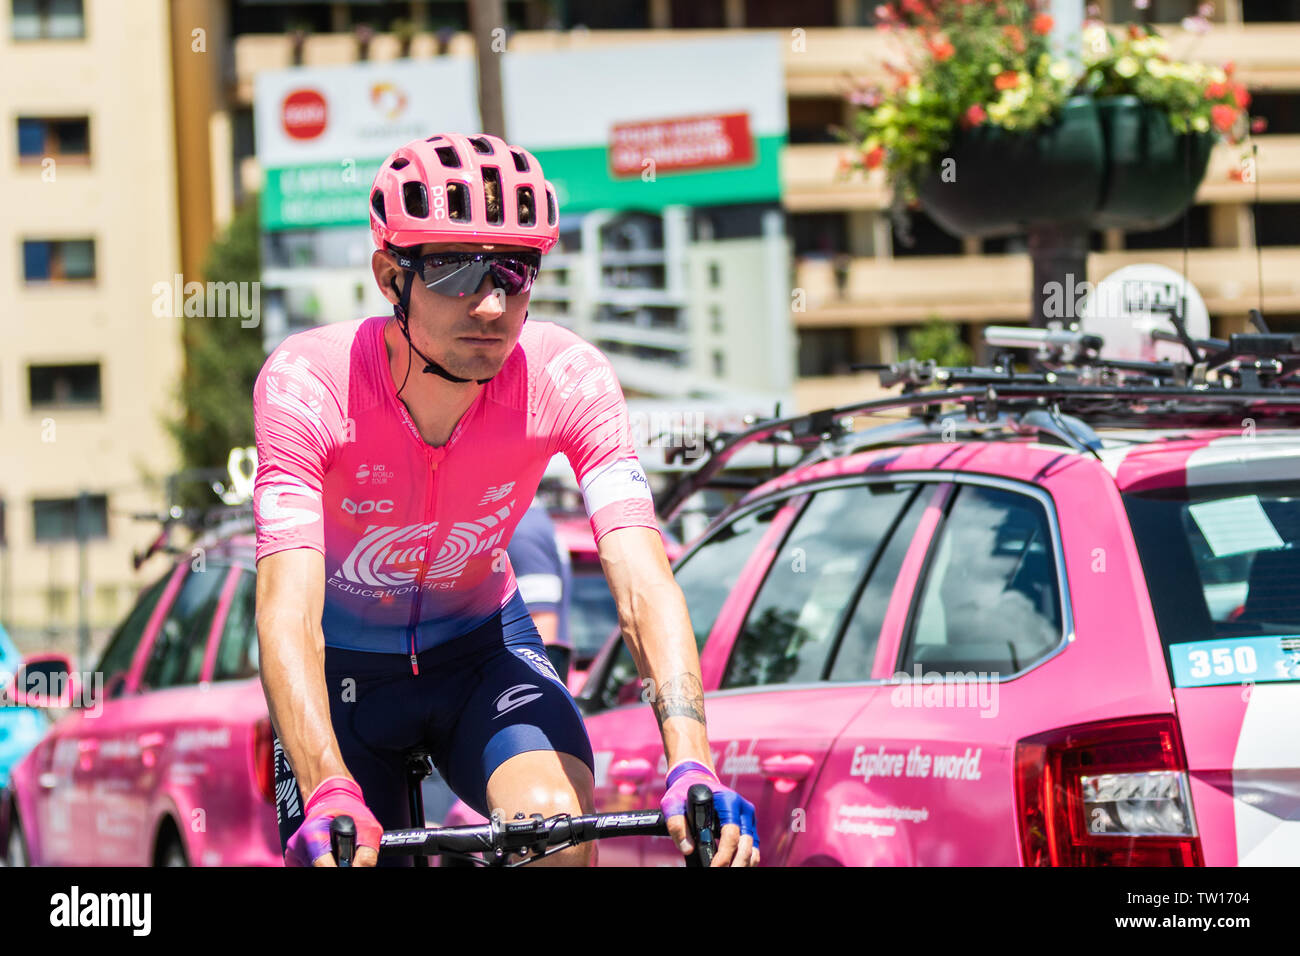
[252,315,658,661]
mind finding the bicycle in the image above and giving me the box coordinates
[328,749,722,867]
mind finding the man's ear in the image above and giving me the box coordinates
[372,249,401,305]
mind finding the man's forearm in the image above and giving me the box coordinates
[618,577,716,773]
[257,607,350,798]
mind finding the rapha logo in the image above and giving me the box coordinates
[545,344,615,401]
[493,683,543,718]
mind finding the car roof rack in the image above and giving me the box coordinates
[658,321,1300,522]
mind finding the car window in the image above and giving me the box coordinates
[1125,480,1300,687]
[721,483,917,690]
[140,565,228,691]
[213,570,258,682]
[95,570,174,700]
[902,484,1062,675]
[591,501,782,711]
[829,485,931,681]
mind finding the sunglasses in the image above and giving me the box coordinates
[392,249,542,298]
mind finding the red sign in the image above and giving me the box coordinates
[282,89,328,140]
[609,112,755,177]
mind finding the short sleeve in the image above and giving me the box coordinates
[536,327,658,542]
[252,345,342,562]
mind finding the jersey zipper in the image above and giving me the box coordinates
[405,445,439,676]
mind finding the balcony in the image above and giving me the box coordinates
[232,24,1300,105]
[794,246,1300,325]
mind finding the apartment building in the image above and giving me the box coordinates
[0,0,190,648]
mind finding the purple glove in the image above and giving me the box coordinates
[285,776,383,867]
[660,759,759,851]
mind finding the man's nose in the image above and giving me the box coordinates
[470,278,505,317]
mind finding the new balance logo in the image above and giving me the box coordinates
[493,683,543,718]
[477,482,515,506]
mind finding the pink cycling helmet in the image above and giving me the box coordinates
[369,132,559,254]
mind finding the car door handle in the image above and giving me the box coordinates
[609,758,654,794]
[762,754,815,793]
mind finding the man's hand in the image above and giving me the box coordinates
[284,776,383,867]
[661,760,760,867]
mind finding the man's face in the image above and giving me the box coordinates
[375,240,534,383]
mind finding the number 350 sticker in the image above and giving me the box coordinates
[1171,635,1300,688]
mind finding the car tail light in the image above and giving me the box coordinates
[253,718,275,804]
[1014,715,1202,866]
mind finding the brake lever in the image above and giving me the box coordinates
[685,783,718,868]
[331,815,356,868]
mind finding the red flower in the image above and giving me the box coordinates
[964,103,988,127]
[1234,84,1251,109]
[1228,167,1244,183]
[1211,104,1238,132]
[863,145,886,169]
[1127,24,1144,40]
[928,33,955,60]
[995,70,1020,91]
[902,0,925,15]
[1223,60,1236,77]
[1003,24,1026,53]
[1032,13,1054,35]
[1251,116,1268,134]
[1205,81,1228,100]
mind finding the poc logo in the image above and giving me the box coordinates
[342,498,395,515]
[430,183,447,221]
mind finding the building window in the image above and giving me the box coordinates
[708,262,722,287]
[11,0,85,40]
[710,305,723,334]
[712,350,726,377]
[798,327,857,376]
[33,494,108,543]
[17,116,89,161]
[22,238,95,282]
[28,362,101,409]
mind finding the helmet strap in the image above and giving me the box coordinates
[391,269,493,386]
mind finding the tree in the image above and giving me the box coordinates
[902,316,974,367]
[165,197,265,510]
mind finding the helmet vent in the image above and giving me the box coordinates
[516,186,535,226]
[390,157,410,170]
[482,166,503,225]
[370,189,387,224]
[434,145,461,168]
[510,149,529,172]
[446,181,470,221]
[469,136,494,155]
[546,187,557,226]
[402,181,429,219]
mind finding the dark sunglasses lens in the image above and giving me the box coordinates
[488,257,537,295]
[421,259,491,297]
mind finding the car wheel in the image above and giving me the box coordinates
[158,835,188,868]
[4,809,29,867]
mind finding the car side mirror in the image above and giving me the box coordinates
[8,653,81,709]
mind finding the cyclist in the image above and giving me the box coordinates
[253,132,758,867]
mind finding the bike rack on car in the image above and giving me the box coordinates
[658,313,1300,523]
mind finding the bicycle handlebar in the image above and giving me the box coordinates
[329,782,722,867]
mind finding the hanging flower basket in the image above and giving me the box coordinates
[916,96,1105,238]
[1092,95,1216,231]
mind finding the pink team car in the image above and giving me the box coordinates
[4,532,280,866]
[573,380,1300,865]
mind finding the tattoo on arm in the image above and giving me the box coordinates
[653,673,707,726]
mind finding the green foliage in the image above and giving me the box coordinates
[165,198,265,510]
[902,317,973,367]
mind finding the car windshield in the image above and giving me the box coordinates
[1125,480,1300,687]
[570,567,620,659]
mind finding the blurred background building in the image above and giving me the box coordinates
[4,0,1300,649]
